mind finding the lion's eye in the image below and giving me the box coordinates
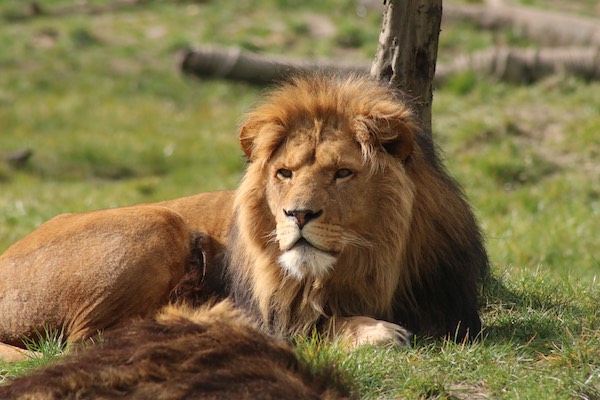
[334,168,354,180]
[276,168,293,180]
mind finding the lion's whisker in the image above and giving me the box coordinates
[263,229,278,244]
[341,230,373,249]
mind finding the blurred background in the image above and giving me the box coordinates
[0,0,598,281]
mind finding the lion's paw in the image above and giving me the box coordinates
[331,316,412,348]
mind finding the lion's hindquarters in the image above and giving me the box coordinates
[0,205,193,347]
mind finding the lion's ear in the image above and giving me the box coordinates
[239,120,259,160]
[239,118,285,162]
[353,115,415,162]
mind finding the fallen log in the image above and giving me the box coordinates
[1,149,33,168]
[179,45,600,85]
[443,3,600,48]
[178,46,369,84]
[6,0,149,20]
[436,47,600,84]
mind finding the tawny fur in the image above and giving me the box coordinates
[0,302,350,400]
[0,205,194,347]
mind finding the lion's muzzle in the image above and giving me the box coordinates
[276,211,342,254]
[275,210,342,279]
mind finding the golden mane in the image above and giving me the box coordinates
[239,74,416,170]
[226,74,488,340]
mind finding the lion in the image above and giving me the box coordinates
[0,301,351,399]
[0,74,488,359]
[0,205,203,349]
[219,74,488,344]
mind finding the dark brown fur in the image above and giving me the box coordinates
[0,302,351,400]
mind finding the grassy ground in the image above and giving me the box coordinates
[0,0,598,398]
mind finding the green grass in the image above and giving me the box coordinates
[295,270,599,398]
[0,0,598,397]
[0,327,68,384]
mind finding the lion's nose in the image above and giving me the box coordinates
[284,209,323,229]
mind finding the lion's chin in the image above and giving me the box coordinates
[278,244,337,280]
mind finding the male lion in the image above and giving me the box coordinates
[0,75,488,357]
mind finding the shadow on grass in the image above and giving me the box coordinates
[478,274,592,353]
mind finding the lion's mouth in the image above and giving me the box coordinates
[276,222,342,256]
[291,237,334,254]
[293,237,312,248]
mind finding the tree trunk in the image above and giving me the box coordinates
[370,0,443,133]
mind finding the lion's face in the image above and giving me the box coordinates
[234,75,418,294]
[264,122,376,280]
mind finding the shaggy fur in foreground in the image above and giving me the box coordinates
[0,302,350,400]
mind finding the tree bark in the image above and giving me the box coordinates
[370,0,443,133]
